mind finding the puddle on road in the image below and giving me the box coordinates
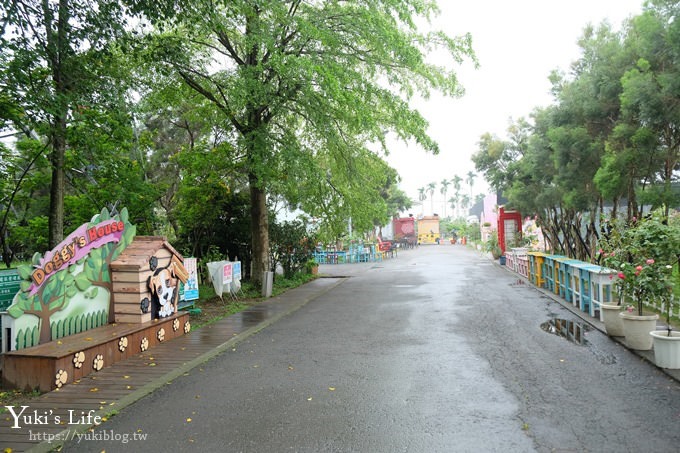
[241,308,267,326]
[540,318,591,345]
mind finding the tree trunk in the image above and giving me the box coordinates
[47,0,70,249]
[26,306,57,345]
[38,313,52,344]
[48,116,66,248]
[249,174,269,287]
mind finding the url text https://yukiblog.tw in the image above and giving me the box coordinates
[29,428,148,445]
[5,405,148,445]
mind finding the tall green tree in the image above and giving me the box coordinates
[385,185,412,218]
[427,181,436,215]
[137,0,475,285]
[618,1,680,216]
[0,137,52,266]
[440,179,450,217]
[1,0,132,248]
[452,174,463,218]
[465,171,476,198]
[418,187,426,215]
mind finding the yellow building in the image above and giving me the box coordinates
[417,215,440,244]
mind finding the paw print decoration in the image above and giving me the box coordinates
[118,336,128,352]
[157,327,166,342]
[173,318,180,332]
[141,337,149,352]
[73,351,85,369]
[93,354,104,371]
[55,370,68,388]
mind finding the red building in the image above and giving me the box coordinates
[497,206,522,254]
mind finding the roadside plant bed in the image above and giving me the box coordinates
[190,272,319,329]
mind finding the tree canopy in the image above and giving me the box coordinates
[473,0,680,260]
[1,0,475,278]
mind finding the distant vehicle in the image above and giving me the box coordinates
[392,217,417,248]
[417,215,440,245]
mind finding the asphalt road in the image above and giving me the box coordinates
[63,245,680,452]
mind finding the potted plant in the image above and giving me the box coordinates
[305,258,319,275]
[648,212,680,367]
[601,210,678,350]
[598,221,629,337]
[484,230,503,262]
[649,290,680,368]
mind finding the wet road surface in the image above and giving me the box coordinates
[62,245,680,452]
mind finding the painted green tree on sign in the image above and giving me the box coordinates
[9,264,90,344]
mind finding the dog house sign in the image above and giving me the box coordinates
[2,207,136,350]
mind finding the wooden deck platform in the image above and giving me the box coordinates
[0,277,345,452]
[1,312,190,392]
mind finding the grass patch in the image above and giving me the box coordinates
[0,389,42,412]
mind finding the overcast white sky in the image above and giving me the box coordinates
[387,0,644,215]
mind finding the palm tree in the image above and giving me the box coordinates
[427,182,436,215]
[448,197,457,217]
[440,179,450,218]
[418,187,426,215]
[452,175,462,218]
[466,171,476,199]
[461,194,471,216]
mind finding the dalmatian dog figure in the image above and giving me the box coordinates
[148,266,177,318]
